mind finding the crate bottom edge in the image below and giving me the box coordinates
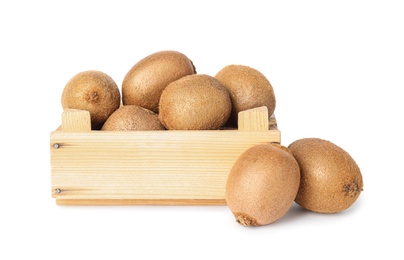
[55,198,227,206]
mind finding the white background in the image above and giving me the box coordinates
[1,1,403,259]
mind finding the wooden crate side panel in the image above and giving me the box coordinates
[50,130,280,202]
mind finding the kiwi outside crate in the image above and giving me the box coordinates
[50,106,280,205]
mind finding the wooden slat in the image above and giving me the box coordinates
[50,130,280,203]
[238,106,269,131]
[61,109,91,132]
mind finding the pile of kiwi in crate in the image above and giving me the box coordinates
[60,50,363,227]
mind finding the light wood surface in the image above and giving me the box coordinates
[238,106,269,131]
[62,109,91,132]
[50,107,281,205]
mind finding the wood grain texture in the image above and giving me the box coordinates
[50,108,281,205]
[61,109,91,132]
[238,106,269,131]
[50,130,280,201]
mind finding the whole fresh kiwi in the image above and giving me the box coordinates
[215,65,276,126]
[101,105,165,131]
[288,138,363,213]
[225,143,300,226]
[61,70,121,130]
[122,50,196,113]
[158,74,232,130]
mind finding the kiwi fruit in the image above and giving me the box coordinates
[122,50,196,113]
[288,138,363,213]
[61,70,121,130]
[215,65,276,126]
[158,74,232,130]
[101,105,165,131]
[225,143,300,226]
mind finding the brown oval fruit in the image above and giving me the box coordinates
[61,70,121,130]
[122,50,196,113]
[101,105,165,131]
[158,74,232,130]
[288,138,363,213]
[226,143,300,226]
[215,65,276,126]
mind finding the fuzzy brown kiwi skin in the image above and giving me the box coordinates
[122,50,196,113]
[158,74,232,130]
[288,138,363,214]
[215,65,276,126]
[101,105,165,131]
[225,143,300,227]
[61,70,121,130]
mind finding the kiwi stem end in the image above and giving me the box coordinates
[235,213,259,227]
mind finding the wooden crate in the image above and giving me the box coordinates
[50,106,280,205]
